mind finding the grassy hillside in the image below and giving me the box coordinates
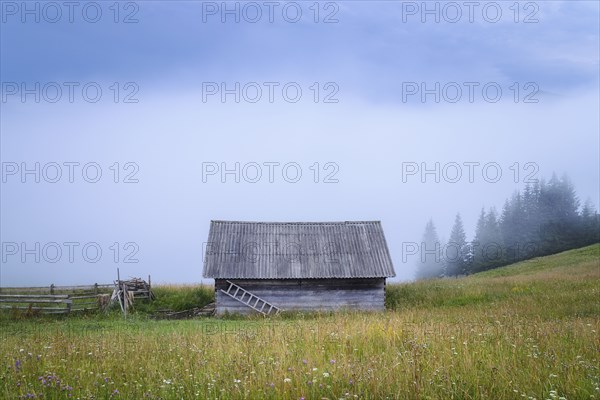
[386,243,600,320]
[0,244,598,399]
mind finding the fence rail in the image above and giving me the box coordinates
[0,283,113,295]
[0,283,115,314]
[0,294,73,314]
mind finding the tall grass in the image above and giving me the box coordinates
[0,244,598,399]
[135,284,214,313]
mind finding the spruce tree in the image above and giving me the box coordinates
[445,213,468,276]
[470,209,487,274]
[484,208,504,268]
[415,220,444,280]
[579,199,600,245]
[539,174,580,254]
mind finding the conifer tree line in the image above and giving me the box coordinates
[415,174,600,279]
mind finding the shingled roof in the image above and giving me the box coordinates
[203,221,395,279]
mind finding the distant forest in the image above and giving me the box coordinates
[416,174,600,279]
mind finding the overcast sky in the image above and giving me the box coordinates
[1,1,599,285]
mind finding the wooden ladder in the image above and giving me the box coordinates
[220,280,282,316]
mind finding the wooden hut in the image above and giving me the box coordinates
[202,220,395,315]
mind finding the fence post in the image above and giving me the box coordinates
[66,295,72,314]
[50,284,55,295]
[123,282,128,320]
[94,283,98,295]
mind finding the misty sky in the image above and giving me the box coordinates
[1,1,599,285]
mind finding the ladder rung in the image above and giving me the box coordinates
[222,280,281,315]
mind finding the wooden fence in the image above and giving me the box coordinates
[0,283,114,314]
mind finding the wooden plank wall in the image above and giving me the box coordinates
[215,278,386,315]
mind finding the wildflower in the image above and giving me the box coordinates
[233,379,241,383]
[323,372,330,378]
[15,360,21,370]
[302,359,308,365]
[330,359,336,365]
[284,378,291,383]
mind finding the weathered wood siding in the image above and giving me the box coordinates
[215,278,385,315]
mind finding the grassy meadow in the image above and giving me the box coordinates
[0,244,598,399]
